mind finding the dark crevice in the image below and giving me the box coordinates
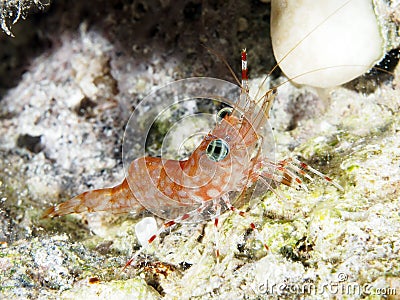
[16,134,43,153]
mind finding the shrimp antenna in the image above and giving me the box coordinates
[203,45,250,122]
[236,49,276,145]
[202,44,242,87]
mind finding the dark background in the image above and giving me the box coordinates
[0,0,276,99]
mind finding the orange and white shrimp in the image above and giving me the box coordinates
[43,48,343,266]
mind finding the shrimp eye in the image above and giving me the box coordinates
[216,107,233,123]
[206,139,230,162]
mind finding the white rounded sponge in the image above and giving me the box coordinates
[271,0,385,88]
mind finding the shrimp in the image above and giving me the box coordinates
[42,52,340,212]
[43,49,341,215]
[43,46,343,266]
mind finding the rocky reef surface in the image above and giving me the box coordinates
[0,0,399,299]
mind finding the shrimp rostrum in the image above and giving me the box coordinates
[43,49,343,262]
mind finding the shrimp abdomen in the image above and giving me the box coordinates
[42,179,144,218]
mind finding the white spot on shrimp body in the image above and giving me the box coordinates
[151,170,159,178]
[164,186,173,196]
[192,195,204,203]
[207,189,220,198]
[159,179,165,189]
[177,190,187,198]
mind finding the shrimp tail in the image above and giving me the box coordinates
[42,178,144,218]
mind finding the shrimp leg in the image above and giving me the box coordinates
[221,194,269,251]
[257,157,343,191]
[123,200,213,270]
[42,178,145,218]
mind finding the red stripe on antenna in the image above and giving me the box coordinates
[241,49,248,84]
[242,70,248,80]
[241,49,247,61]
